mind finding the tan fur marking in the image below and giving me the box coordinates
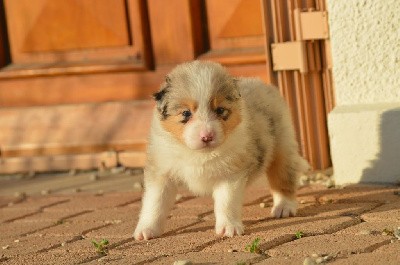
[211,96,242,136]
[211,95,227,109]
[267,150,296,198]
[161,115,186,142]
[221,108,241,135]
[179,98,198,112]
[161,98,197,143]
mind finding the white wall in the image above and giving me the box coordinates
[327,0,400,185]
[328,0,400,106]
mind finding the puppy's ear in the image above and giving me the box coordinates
[153,75,171,102]
[226,78,241,101]
[153,75,171,120]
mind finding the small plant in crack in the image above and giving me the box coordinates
[382,228,394,236]
[245,237,262,254]
[295,231,304,239]
[55,219,65,225]
[91,239,109,255]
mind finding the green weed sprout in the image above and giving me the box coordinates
[91,239,109,255]
[295,231,304,239]
[245,237,262,254]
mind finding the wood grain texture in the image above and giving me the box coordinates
[3,0,150,68]
[147,0,197,64]
[0,101,153,157]
[206,0,265,50]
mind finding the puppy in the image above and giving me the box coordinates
[134,61,309,240]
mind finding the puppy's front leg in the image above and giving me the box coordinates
[134,177,177,240]
[213,178,246,237]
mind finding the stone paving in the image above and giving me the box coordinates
[0,172,400,264]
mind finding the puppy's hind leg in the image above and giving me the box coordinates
[134,176,177,240]
[267,151,305,218]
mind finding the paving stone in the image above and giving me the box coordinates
[85,220,139,239]
[0,235,74,257]
[330,241,400,265]
[375,240,400,252]
[175,215,358,239]
[175,220,216,234]
[2,251,95,265]
[32,221,110,237]
[202,233,293,253]
[330,252,400,265]
[149,251,264,265]
[361,201,400,222]
[44,238,143,264]
[202,205,273,222]
[242,205,274,221]
[174,188,271,208]
[297,195,318,204]
[318,186,400,203]
[297,202,378,217]
[4,196,69,211]
[267,234,391,258]
[169,205,213,220]
[243,187,271,206]
[85,254,152,264]
[13,209,91,223]
[0,208,39,223]
[1,182,399,264]
[255,256,306,264]
[48,237,115,254]
[297,184,328,194]
[335,221,400,236]
[0,221,55,239]
[113,232,217,257]
[45,193,138,211]
[248,216,359,236]
[176,196,214,208]
[69,207,140,223]
[87,218,200,240]
[0,196,21,208]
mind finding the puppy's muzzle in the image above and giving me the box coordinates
[201,132,214,143]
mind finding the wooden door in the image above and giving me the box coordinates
[0,0,333,173]
[0,0,272,173]
[0,0,154,107]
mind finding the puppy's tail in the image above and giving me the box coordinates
[296,156,311,175]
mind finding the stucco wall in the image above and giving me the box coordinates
[327,0,400,185]
[327,0,400,106]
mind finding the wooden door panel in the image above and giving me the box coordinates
[206,0,264,50]
[6,0,129,55]
[200,0,266,65]
[147,0,203,65]
[2,0,151,76]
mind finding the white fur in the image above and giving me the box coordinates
[271,192,298,218]
[213,178,247,236]
[183,119,224,150]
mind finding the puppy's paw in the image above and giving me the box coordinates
[271,194,297,218]
[215,221,244,237]
[133,226,161,241]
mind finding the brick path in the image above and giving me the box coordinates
[1,180,400,264]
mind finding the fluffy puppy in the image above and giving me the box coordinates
[134,61,309,240]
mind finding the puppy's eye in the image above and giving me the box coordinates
[182,110,192,118]
[215,107,226,116]
[181,110,192,123]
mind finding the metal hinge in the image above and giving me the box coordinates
[271,9,329,73]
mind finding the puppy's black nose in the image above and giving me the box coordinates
[201,135,213,143]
